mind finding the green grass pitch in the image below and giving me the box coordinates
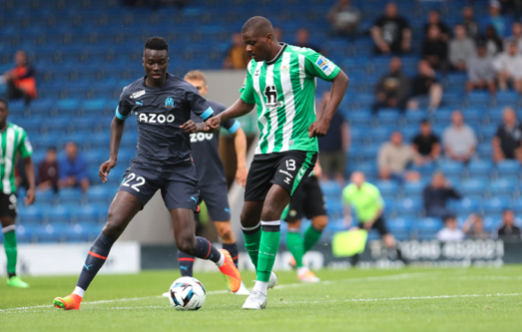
[1,266,522,332]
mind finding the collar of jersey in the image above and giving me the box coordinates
[266,43,287,65]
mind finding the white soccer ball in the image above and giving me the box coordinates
[168,277,206,311]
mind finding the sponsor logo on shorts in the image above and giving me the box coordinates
[130,90,146,99]
[284,177,291,184]
[278,169,294,178]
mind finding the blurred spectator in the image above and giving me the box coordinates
[423,9,449,42]
[461,6,480,40]
[371,2,411,55]
[317,92,349,182]
[466,41,496,95]
[222,33,251,69]
[463,214,490,239]
[496,209,521,239]
[372,57,410,113]
[423,172,462,218]
[499,0,522,18]
[436,214,465,242]
[408,60,443,111]
[295,28,320,53]
[37,147,59,192]
[504,22,522,54]
[422,25,449,73]
[493,41,522,92]
[378,131,421,182]
[3,50,36,106]
[485,25,504,56]
[449,25,476,72]
[274,27,283,42]
[327,0,360,38]
[492,107,522,163]
[59,142,89,192]
[443,111,477,163]
[482,0,509,37]
[412,120,441,162]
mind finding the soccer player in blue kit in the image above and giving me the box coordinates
[53,37,242,310]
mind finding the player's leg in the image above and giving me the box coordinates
[375,216,407,265]
[177,211,197,277]
[302,177,328,254]
[283,188,306,269]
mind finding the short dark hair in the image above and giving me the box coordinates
[242,16,274,37]
[443,213,456,222]
[420,119,430,125]
[47,147,57,153]
[0,98,8,108]
[144,37,168,52]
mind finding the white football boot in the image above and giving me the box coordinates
[242,290,267,309]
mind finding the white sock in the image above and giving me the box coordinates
[253,280,268,295]
[216,251,225,267]
[297,266,309,276]
[73,286,85,298]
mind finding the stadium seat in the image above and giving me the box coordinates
[416,218,443,240]
[489,179,517,196]
[468,160,493,177]
[57,188,84,205]
[496,160,521,178]
[394,197,423,216]
[483,197,510,214]
[459,179,488,197]
[387,217,413,240]
[42,205,74,224]
[17,205,43,225]
[437,160,464,177]
[448,197,481,214]
[375,181,399,197]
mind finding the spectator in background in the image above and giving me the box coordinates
[408,60,443,112]
[485,25,504,56]
[423,9,449,42]
[463,214,490,239]
[3,50,36,106]
[327,0,360,39]
[222,33,251,69]
[412,120,441,163]
[492,107,522,163]
[37,147,59,192]
[59,142,89,192]
[462,6,480,40]
[496,209,521,239]
[295,28,320,53]
[466,41,496,95]
[443,110,477,163]
[274,27,283,42]
[372,57,410,113]
[482,0,508,37]
[317,92,349,182]
[437,214,465,242]
[449,25,476,72]
[378,131,421,182]
[423,172,462,218]
[504,22,522,54]
[371,2,411,55]
[493,41,522,92]
[422,25,449,73]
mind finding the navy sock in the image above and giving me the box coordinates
[177,250,195,277]
[192,237,221,264]
[76,233,116,292]
[222,242,239,267]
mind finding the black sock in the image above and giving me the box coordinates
[351,254,360,267]
[222,242,239,267]
[177,250,195,277]
[191,237,221,264]
[8,272,15,278]
[396,248,408,265]
[76,233,116,292]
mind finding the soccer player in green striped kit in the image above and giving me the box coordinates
[0,98,35,288]
[207,16,349,309]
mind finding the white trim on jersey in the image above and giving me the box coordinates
[281,52,296,151]
[298,54,306,90]
[265,64,278,154]
[3,127,15,194]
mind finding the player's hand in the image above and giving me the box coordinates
[25,187,35,206]
[205,115,221,131]
[313,162,322,178]
[99,159,117,183]
[235,165,248,187]
[308,119,330,138]
[180,120,198,134]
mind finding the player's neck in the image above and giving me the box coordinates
[145,75,167,88]
[266,42,283,63]
[0,121,7,132]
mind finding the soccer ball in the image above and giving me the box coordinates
[168,277,206,311]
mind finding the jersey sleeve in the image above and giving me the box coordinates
[342,186,352,205]
[18,128,33,158]
[371,186,385,210]
[186,86,214,121]
[303,50,341,82]
[239,63,256,104]
[213,102,241,134]
[115,86,132,120]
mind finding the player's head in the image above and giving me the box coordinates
[15,50,27,67]
[350,171,365,188]
[65,141,78,160]
[241,16,278,62]
[0,98,9,125]
[443,214,457,230]
[143,37,169,85]
[46,147,57,162]
[184,70,208,97]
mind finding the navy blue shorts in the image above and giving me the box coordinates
[119,160,199,211]
[199,182,231,222]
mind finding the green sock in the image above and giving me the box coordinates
[257,222,281,282]
[286,230,304,267]
[3,229,17,277]
[303,225,323,253]
[242,225,262,269]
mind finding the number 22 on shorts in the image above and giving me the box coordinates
[122,173,145,192]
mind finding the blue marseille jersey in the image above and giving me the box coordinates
[116,74,214,166]
[190,100,240,185]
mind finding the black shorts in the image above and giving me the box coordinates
[358,216,389,236]
[0,192,18,218]
[119,160,199,211]
[199,182,230,222]
[284,176,326,222]
[245,151,317,201]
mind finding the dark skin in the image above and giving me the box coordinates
[0,102,35,229]
[98,48,211,249]
[206,29,349,227]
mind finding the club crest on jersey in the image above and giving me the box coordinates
[130,90,146,99]
[315,56,334,75]
[264,85,283,109]
[165,97,175,108]
[281,65,290,74]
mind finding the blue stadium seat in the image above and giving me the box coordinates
[483,197,510,213]
[34,189,55,205]
[64,224,90,242]
[437,160,464,177]
[17,205,43,225]
[375,180,399,197]
[35,224,63,243]
[321,181,342,197]
[75,205,102,224]
[42,205,74,223]
[496,160,521,177]
[489,178,517,196]
[404,180,427,196]
[87,186,114,204]
[459,179,488,197]
[394,197,422,216]
[468,160,493,177]
[387,217,413,240]
[416,217,443,240]
[448,197,481,214]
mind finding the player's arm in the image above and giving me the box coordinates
[232,126,248,186]
[18,130,35,205]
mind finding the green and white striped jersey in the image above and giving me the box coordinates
[0,123,33,194]
[240,43,341,155]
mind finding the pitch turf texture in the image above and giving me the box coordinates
[2,267,522,332]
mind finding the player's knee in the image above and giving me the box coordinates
[216,225,235,243]
[102,221,125,239]
[240,210,259,228]
[260,205,282,222]
[287,220,301,230]
[176,234,197,255]
[312,216,328,231]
